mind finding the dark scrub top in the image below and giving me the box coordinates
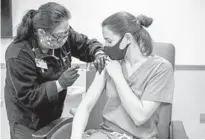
[4,27,103,130]
[101,55,174,138]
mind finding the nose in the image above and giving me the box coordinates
[104,42,108,46]
[58,35,68,43]
[104,41,111,47]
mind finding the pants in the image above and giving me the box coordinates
[83,129,133,139]
[9,121,35,139]
[83,129,110,139]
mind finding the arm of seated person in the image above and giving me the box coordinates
[71,70,107,139]
[114,74,161,125]
[112,63,174,126]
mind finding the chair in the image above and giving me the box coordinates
[32,42,189,139]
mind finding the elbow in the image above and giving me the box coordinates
[132,112,149,126]
[133,118,146,126]
[18,96,36,109]
[134,119,147,126]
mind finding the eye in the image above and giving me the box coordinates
[107,40,112,44]
[105,38,112,44]
[104,40,112,46]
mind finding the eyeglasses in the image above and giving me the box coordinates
[50,29,69,42]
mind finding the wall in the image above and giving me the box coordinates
[172,71,205,138]
[0,0,205,65]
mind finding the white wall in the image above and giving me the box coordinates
[173,71,205,139]
[1,0,204,65]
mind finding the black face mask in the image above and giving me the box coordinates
[104,37,129,60]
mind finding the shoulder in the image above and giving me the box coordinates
[143,55,174,79]
[150,55,173,72]
[68,26,78,39]
[5,40,34,62]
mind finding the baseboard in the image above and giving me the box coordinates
[175,65,205,71]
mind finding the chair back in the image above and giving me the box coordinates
[152,42,175,138]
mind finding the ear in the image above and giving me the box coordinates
[124,33,132,44]
[119,33,131,50]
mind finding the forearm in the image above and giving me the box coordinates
[7,58,59,109]
[14,81,58,109]
[69,27,103,62]
[71,104,90,139]
[84,72,106,111]
[79,40,103,62]
[112,75,145,124]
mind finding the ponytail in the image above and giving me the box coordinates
[136,15,153,28]
[14,10,37,42]
[135,14,153,56]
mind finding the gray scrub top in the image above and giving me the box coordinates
[102,55,174,138]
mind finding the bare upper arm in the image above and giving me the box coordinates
[79,71,107,113]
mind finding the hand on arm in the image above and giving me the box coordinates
[105,60,161,126]
[93,51,108,74]
[68,27,108,74]
[112,74,160,125]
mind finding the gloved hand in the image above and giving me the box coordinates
[58,65,80,89]
[94,51,108,74]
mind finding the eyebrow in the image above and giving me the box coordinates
[104,36,109,39]
[54,27,70,34]
[104,37,112,41]
[57,29,69,34]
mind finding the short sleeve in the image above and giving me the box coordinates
[141,63,174,103]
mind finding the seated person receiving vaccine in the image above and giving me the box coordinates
[71,12,174,139]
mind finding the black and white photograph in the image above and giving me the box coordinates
[1,0,205,139]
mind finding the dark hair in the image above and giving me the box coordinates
[14,2,71,42]
[102,12,153,56]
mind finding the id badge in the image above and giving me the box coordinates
[35,58,48,69]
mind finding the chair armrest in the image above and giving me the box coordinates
[32,117,73,139]
[170,120,189,139]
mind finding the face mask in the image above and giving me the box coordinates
[104,37,129,60]
[40,34,66,50]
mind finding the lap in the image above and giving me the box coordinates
[9,121,35,139]
[83,129,110,139]
[83,129,133,139]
